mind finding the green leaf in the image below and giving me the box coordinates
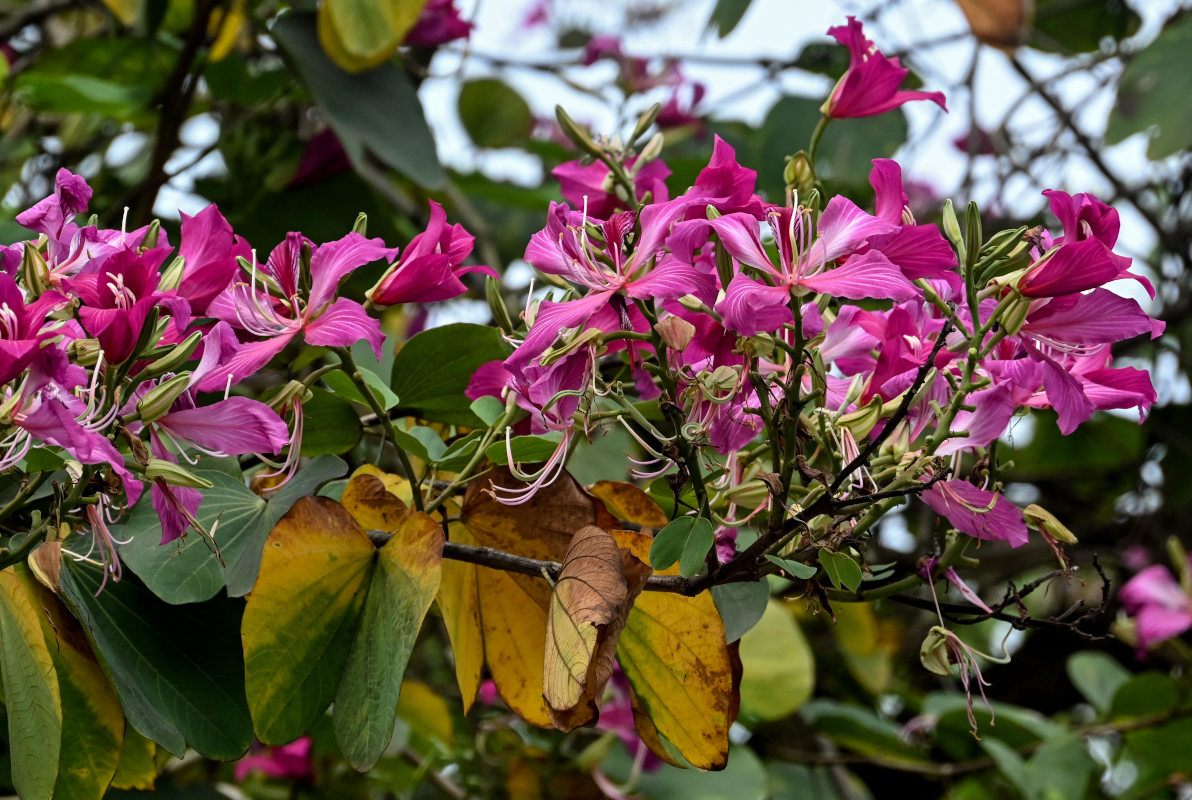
[1033,0,1140,54]
[1110,672,1180,719]
[1126,716,1192,774]
[601,744,767,800]
[1066,650,1130,714]
[120,463,269,604]
[1024,732,1097,800]
[710,579,769,643]
[333,512,443,770]
[707,0,751,38]
[801,701,926,764]
[300,389,364,456]
[15,73,152,117]
[819,550,863,592]
[434,431,484,471]
[470,395,506,426]
[485,432,564,465]
[0,568,61,800]
[764,554,818,579]
[242,497,374,744]
[739,601,814,721]
[58,561,253,759]
[317,0,428,72]
[272,12,445,189]
[458,79,534,149]
[649,517,693,571]
[322,366,400,411]
[1106,12,1192,159]
[392,425,447,463]
[981,737,1032,798]
[679,518,715,578]
[391,323,512,425]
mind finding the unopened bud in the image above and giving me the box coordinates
[486,276,515,334]
[1023,504,1077,544]
[631,103,661,144]
[920,626,953,676]
[70,338,103,366]
[540,327,602,367]
[144,458,214,489]
[21,241,51,297]
[140,331,203,380]
[655,315,695,350]
[555,106,602,157]
[783,151,816,199]
[158,255,186,292]
[637,131,665,166]
[136,372,193,423]
[352,212,368,236]
[838,396,884,439]
[998,291,1031,337]
[941,199,966,265]
[140,219,162,252]
[964,200,982,272]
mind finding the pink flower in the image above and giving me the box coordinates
[367,201,494,307]
[552,157,671,220]
[235,737,313,783]
[822,17,946,119]
[921,480,1028,548]
[1119,563,1192,652]
[404,0,472,47]
[176,205,252,314]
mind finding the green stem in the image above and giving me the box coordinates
[0,472,50,523]
[807,116,831,163]
[336,348,425,512]
[826,531,972,602]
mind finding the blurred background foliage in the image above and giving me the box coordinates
[2,0,1191,797]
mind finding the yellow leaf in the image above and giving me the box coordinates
[397,679,454,747]
[831,602,892,695]
[588,481,669,529]
[611,530,737,770]
[208,4,248,62]
[27,574,125,800]
[109,727,157,791]
[0,567,62,800]
[317,0,429,73]
[739,600,814,721]
[101,0,141,26]
[952,0,1032,49]
[544,526,649,731]
[341,469,410,533]
[242,496,376,744]
[461,468,598,727]
[437,518,483,713]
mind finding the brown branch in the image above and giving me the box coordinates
[0,0,82,40]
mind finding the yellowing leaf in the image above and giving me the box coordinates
[341,470,410,533]
[242,496,375,744]
[27,576,125,800]
[208,4,248,61]
[110,727,157,791]
[544,526,649,730]
[101,0,142,26]
[334,510,444,771]
[461,468,598,726]
[397,679,454,747]
[739,600,814,721]
[832,602,892,695]
[588,481,669,529]
[437,519,483,713]
[953,0,1031,49]
[0,567,62,800]
[317,0,429,73]
[611,530,737,770]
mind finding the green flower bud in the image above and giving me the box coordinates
[144,458,214,489]
[485,275,516,335]
[139,330,203,380]
[158,255,186,292]
[136,372,193,424]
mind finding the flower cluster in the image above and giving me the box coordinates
[1,171,483,583]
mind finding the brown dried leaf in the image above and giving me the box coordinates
[587,481,669,529]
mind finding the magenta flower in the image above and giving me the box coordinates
[552,157,671,220]
[176,205,252,315]
[235,737,313,783]
[921,479,1028,548]
[0,273,70,387]
[15,168,92,240]
[200,231,397,390]
[367,201,494,308]
[822,17,946,119]
[709,200,915,335]
[1119,563,1192,652]
[404,0,473,47]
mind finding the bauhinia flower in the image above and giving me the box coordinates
[921,479,1028,548]
[200,231,397,391]
[822,17,947,119]
[1119,561,1192,652]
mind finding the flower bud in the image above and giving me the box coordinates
[266,379,313,413]
[637,131,665,166]
[139,330,203,380]
[136,372,192,423]
[631,103,661,144]
[139,219,162,253]
[21,242,51,297]
[1023,504,1077,544]
[555,106,603,158]
[783,151,816,199]
[997,291,1031,337]
[941,199,966,266]
[352,212,368,236]
[486,276,516,335]
[28,541,62,592]
[70,338,103,366]
[655,315,695,350]
[144,458,214,489]
[920,626,953,676]
[158,255,186,292]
